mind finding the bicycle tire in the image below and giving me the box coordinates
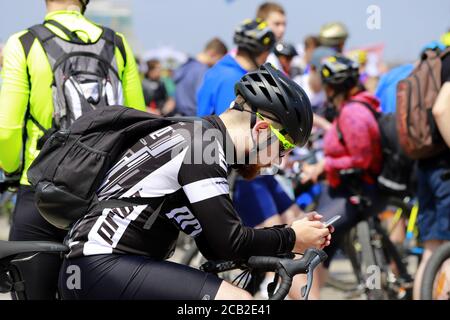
[356,220,386,300]
[421,242,450,300]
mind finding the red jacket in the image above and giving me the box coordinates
[324,91,383,188]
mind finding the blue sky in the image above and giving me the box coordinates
[1,0,449,63]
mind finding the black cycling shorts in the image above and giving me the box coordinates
[59,254,222,300]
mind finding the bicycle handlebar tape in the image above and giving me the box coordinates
[270,269,293,301]
[283,249,328,277]
[247,256,280,271]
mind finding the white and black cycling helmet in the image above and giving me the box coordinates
[234,63,313,148]
[234,18,276,55]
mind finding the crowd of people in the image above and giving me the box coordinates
[0,0,449,300]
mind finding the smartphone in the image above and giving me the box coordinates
[323,215,342,228]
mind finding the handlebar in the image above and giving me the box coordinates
[201,249,328,300]
[248,249,327,300]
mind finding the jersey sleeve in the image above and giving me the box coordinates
[0,32,30,173]
[116,33,146,111]
[177,138,295,261]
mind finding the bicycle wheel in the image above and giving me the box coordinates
[356,220,387,300]
[421,242,450,300]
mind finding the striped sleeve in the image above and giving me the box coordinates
[178,140,295,261]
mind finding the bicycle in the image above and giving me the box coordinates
[0,240,69,300]
[421,242,450,300]
[199,249,328,300]
[338,169,415,300]
[0,239,327,300]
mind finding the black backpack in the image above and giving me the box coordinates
[336,100,415,196]
[20,20,127,147]
[27,105,207,230]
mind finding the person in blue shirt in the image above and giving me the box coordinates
[375,64,414,114]
[173,38,227,116]
[375,41,446,114]
[197,19,275,116]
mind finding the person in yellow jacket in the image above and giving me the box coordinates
[0,0,145,299]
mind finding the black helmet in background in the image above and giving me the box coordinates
[235,63,313,147]
[320,55,360,91]
[273,42,298,58]
[234,18,276,56]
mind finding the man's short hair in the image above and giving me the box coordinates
[256,2,285,20]
[146,59,161,72]
[204,38,228,56]
[304,36,320,50]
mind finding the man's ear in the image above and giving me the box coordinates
[252,120,270,139]
[255,121,269,130]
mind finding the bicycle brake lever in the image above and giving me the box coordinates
[267,273,280,299]
[301,270,314,300]
[300,254,325,300]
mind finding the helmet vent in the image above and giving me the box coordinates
[263,73,277,87]
[260,86,272,103]
[245,84,257,96]
[277,94,287,110]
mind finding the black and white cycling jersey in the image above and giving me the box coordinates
[66,116,295,261]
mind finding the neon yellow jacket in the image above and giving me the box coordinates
[0,11,145,185]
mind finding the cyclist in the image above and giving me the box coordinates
[301,55,385,299]
[197,18,275,116]
[142,59,170,115]
[413,38,450,299]
[273,41,298,77]
[256,2,287,73]
[319,22,349,53]
[197,18,311,300]
[294,46,335,114]
[173,38,228,116]
[301,36,321,75]
[0,0,145,299]
[59,63,332,300]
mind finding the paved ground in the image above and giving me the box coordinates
[0,216,362,300]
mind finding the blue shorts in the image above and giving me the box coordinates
[233,175,293,228]
[417,165,450,242]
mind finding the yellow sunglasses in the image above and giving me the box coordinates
[256,112,296,157]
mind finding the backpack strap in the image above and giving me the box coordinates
[100,26,127,68]
[44,19,85,44]
[336,99,380,147]
[19,31,36,60]
[19,28,51,158]
[27,24,67,73]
